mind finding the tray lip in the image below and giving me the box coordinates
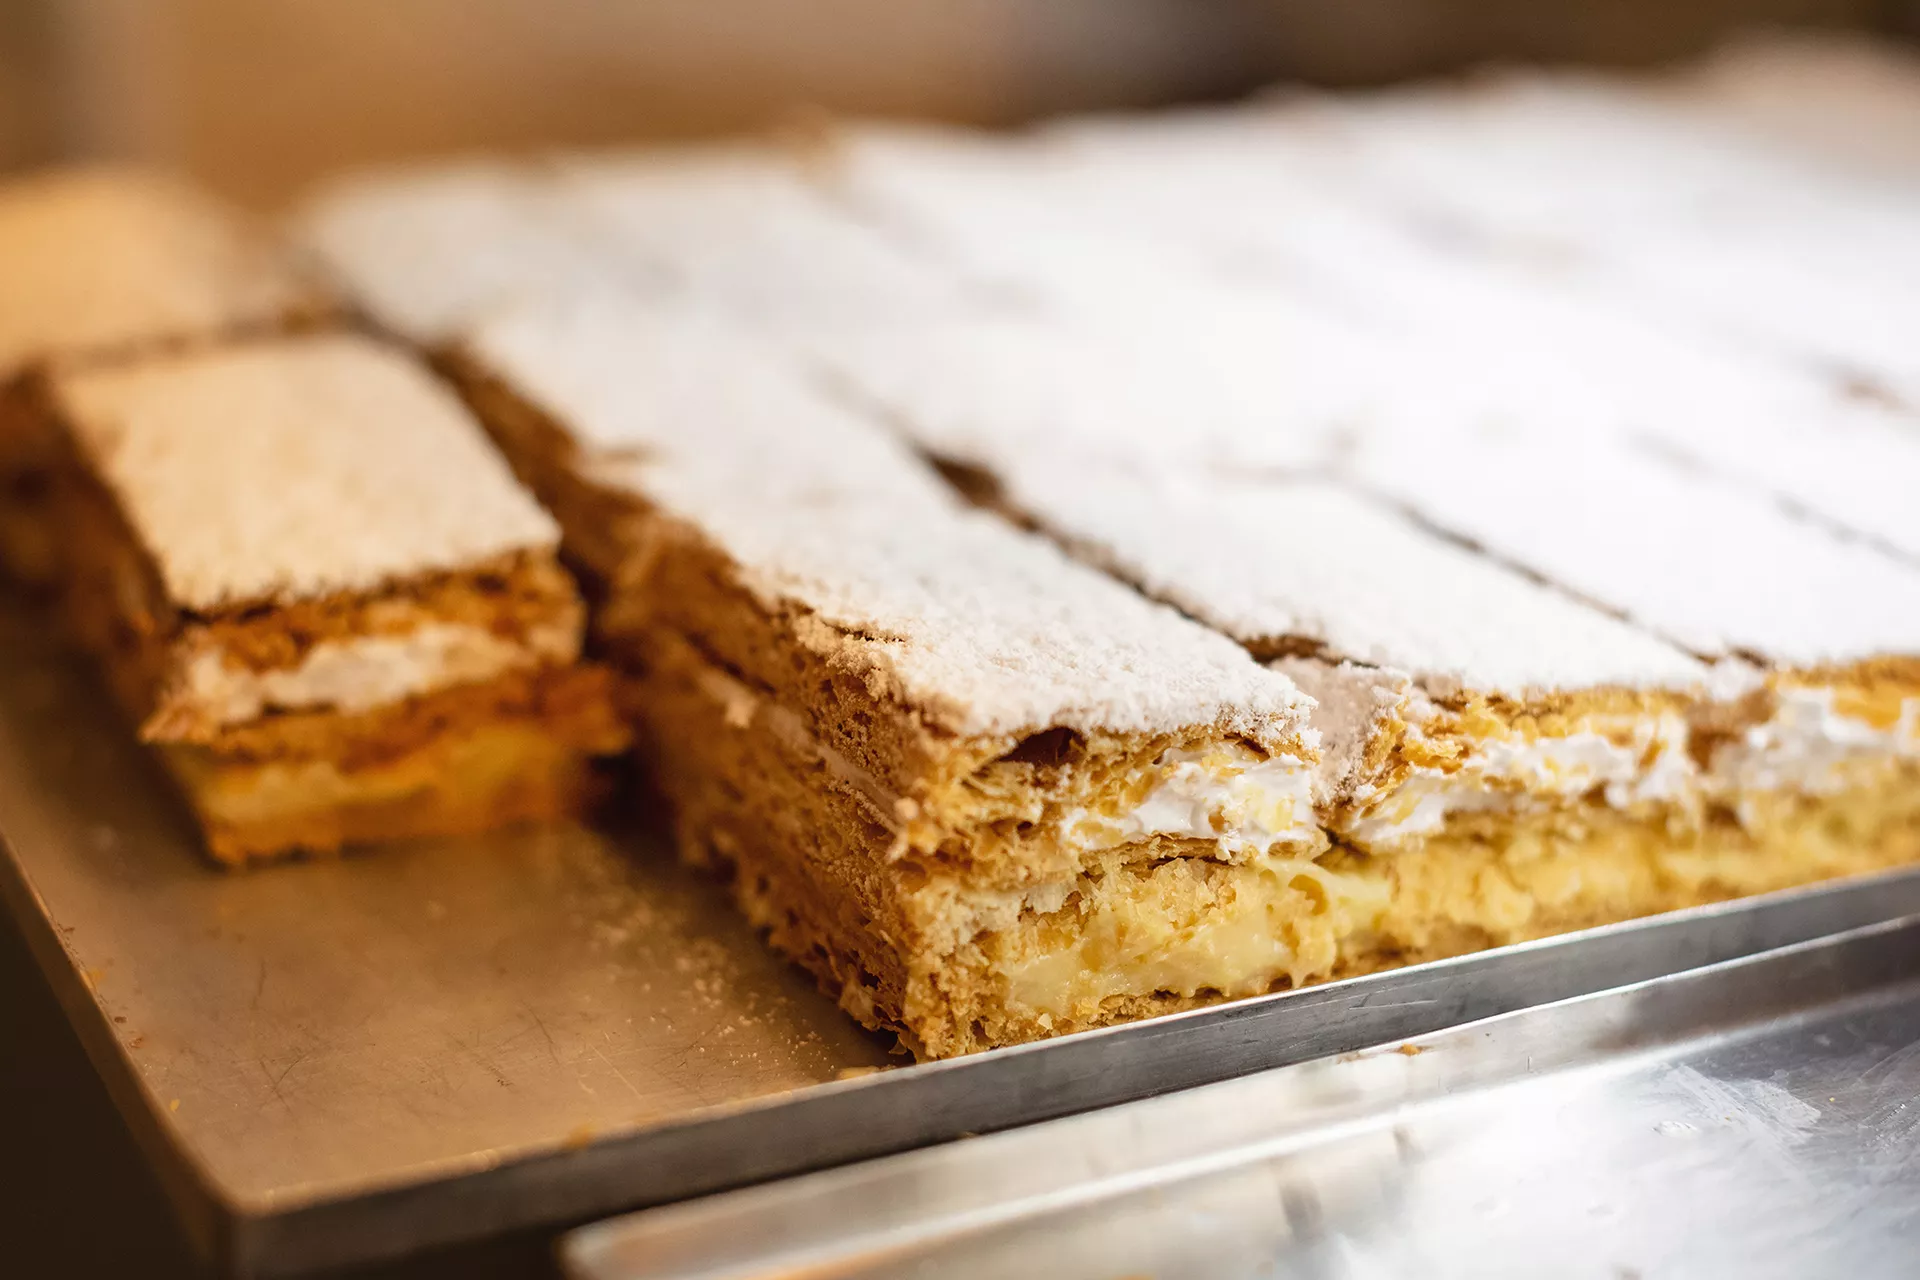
[9,760,1920,1278]
[556,909,1920,1280]
[111,869,1917,1207]
[218,861,1920,1208]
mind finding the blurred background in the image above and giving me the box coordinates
[1,0,1916,208]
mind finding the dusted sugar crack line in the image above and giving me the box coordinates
[948,451,1920,963]
[35,331,629,863]
[795,310,1371,478]
[1287,70,1920,409]
[813,83,1920,568]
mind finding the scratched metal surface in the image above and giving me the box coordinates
[0,605,893,1273]
[566,916,1920,1280]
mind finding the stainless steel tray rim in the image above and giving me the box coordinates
[563,913,1920,1280]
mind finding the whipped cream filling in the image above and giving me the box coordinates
[176,619,574,727]
[1343,712,1696,850]
[1709,686,1920,805]
[694,653,1323,863]
[1344,682,1920,850]
[1063,745,1322,859]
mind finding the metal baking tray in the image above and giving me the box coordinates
[3,601,1918,1277]
[565,913,1920,1280]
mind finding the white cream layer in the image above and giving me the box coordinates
[1342,711,1696,851]
[1710,685,1920,808]
[1062,745,1323,859]
[1342,685,1920,850]
[695,654,1324,864]
[176,619,575,727]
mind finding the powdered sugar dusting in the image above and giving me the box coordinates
[554,145,958,325]
[54,332,558,610]
[298,147,956,346]
[298,161,624,345]
[797,311,1354,476]
[994,460,1707,696]
[298,46,1920,697]
[1353,430,1920,668]
[468,294,954,512]
[0,166,320,378]
[717,496,1314,743]
[465,296,1312,743]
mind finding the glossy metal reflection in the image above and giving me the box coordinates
[566,917,1920,1280]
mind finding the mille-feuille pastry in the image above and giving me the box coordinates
[443,298,1345,1058]
[1298,218,1920,561]
[1294,70,1920,410]
[983,460,1920,929]
[830,104,1920,568]
[551,145,959,325]
[293,55,1920,1059]
[802,312,1355,493]
[297,147,956,351]
[297,159,626,347]
[38,330,628,863]
[1045,58,1920,569]
[1352,429,1920,867]
[1096,172,1920,564]
[815,120,1326,328]
[805,314,1920,950]
[0,166,331,585]
[1036,55,1920,414]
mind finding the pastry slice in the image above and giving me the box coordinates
[552,145,958,325]
[0,166,332,585]
[808,319,1920,964]
[1350,429,1920,884]
[1303,72,1920,409]
[296,145,955,351]
[37,330,627,864]
[445,298,1339,1057]
[296,160,620,347]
